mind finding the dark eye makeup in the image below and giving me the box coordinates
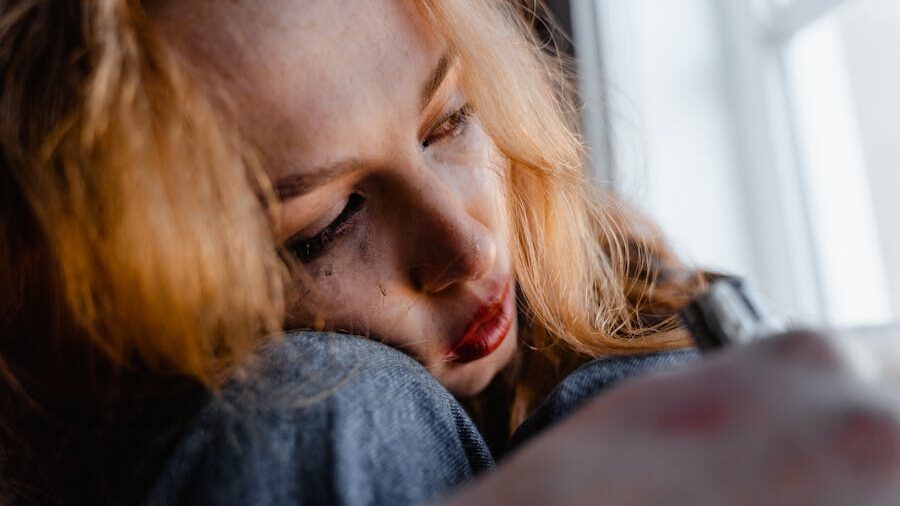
[285,103,473,264]
[285,193,366,263]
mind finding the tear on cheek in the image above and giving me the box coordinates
[310,262,335,278]
[356,227,371,263]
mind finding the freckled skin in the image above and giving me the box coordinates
[151,0,519,397]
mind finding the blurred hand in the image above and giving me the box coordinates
[442,331,900,506]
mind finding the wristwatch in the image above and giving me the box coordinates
[680,275,786,351]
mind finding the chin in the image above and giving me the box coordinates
[438,333,518,398]
[427,314,518,397]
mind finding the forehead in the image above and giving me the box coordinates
[152,0,443,171]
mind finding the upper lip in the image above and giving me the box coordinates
[446,276,512,359]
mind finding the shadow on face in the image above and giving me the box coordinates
[150,0,520,397]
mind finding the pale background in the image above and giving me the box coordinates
[559,0,899,328]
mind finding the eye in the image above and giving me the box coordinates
[422,103,472,149]
[285,193,366,263]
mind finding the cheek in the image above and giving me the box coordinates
[429,121,511,228]
[431,119,505,186]
[283,241,381,328]
[281,227,418,345]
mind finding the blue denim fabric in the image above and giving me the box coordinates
[143,334,698,505]
[144,332,492,506]
[508,349,700,452]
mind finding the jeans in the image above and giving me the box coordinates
[508,348,699,451]
[143,332,696,506]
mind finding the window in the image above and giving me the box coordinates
[573,0,900,328]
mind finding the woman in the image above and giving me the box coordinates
[3,0,900,505]
[147,0,706,442]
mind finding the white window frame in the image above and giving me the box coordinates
[717,0,844,324]
[571,0,869,325]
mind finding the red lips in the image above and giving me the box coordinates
[446,278,514,364]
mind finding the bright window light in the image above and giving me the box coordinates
[784,0,898,326]
[585,0,899,328]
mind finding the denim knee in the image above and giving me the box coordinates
[145,332,492,506]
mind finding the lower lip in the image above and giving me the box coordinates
[447,280,515,364]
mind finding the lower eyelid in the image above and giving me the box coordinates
[287,196,365,263]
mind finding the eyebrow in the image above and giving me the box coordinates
[274,159,365,200]
[420,52,454,111]
[275,53,455,200]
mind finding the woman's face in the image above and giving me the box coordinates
[152,0,518,396]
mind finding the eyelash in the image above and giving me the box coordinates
[285,105,472,264]
[422,103,472,149]
[285,193,365,263]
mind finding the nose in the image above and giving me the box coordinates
[405,184,497,294]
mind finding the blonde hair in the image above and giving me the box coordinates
[0,0,705,488]
[1,1,286,500]
[0,0,283,387]
[418,0,705,425]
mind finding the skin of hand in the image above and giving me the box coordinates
[441,331,900,506]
